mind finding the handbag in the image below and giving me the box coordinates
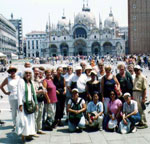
[23,80,38,114]
[37,86,45,102]
[24,101,36,114]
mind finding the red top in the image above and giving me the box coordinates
[44,79,57,103]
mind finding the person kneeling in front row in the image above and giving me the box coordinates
[67,88,86,132]
[119,93,141,133]
[87,91,104,131]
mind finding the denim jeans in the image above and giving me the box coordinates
[128,112,141,126]
[68,116,85,132]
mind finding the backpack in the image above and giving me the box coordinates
[69,98,83,125]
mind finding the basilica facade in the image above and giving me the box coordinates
[43,4,127,57]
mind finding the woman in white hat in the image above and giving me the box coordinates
[17,68,38,142]
[0,66,20,128]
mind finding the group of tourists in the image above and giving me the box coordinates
[0,57,149,142]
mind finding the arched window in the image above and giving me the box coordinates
[73,27,87,39]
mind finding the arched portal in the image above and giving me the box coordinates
[103,42,113,55]
[91,42,100,55]
[73,39,87,56]
[73,27,87,39]
[60,43,69,56]
[49,44,57,57]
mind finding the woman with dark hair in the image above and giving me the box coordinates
[53,66,66,127]
[1,66,20,128]
[17,68,38,142]
[86,70,101,102]
[106,91,122,131]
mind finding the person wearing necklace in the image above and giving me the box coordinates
[17,68,38,142]
[0,66,20,129]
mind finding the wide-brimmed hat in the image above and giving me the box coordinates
[108,119,118,129]
[90,70,97,76]
[7,66,17,73]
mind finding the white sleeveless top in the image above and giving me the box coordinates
[7,76,20,100]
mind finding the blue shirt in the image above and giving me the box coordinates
[87,101,103,113]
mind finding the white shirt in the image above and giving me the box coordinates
[17,78,36,106]
[64,73,74,87]
[68,74,88,93]
[7,75,20,100]
[64,73,74,97]
[123,100,138,115]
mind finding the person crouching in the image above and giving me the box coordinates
[67,88,86,132]
[87,91,104,131]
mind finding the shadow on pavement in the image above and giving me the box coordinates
[0,132,22,144]
[0,125,13,130]
[57,128,70,133]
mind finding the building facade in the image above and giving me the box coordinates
[26,31,46,58]
[43,4,127,57]
[0,14,17,57]
[9,14,23,55]
[128,0,150,54]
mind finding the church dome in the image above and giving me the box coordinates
[57,16,69,29]
[74,5,96,27]
[104,10,119,29]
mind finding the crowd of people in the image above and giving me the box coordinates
[0,56,149,142]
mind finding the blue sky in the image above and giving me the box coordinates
[0,0,128,36]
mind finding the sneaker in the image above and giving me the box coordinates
[131,127,137,133]
[137,124,148,129]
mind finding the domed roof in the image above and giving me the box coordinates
[104,10,119,29]
[58,16,69,28]
[74,6,96,27]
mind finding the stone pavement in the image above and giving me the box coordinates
[0,63,150,144]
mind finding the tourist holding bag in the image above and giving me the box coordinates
[17,68,38,142]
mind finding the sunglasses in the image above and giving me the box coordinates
[25,72,32,74]
[9,70,16,73]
